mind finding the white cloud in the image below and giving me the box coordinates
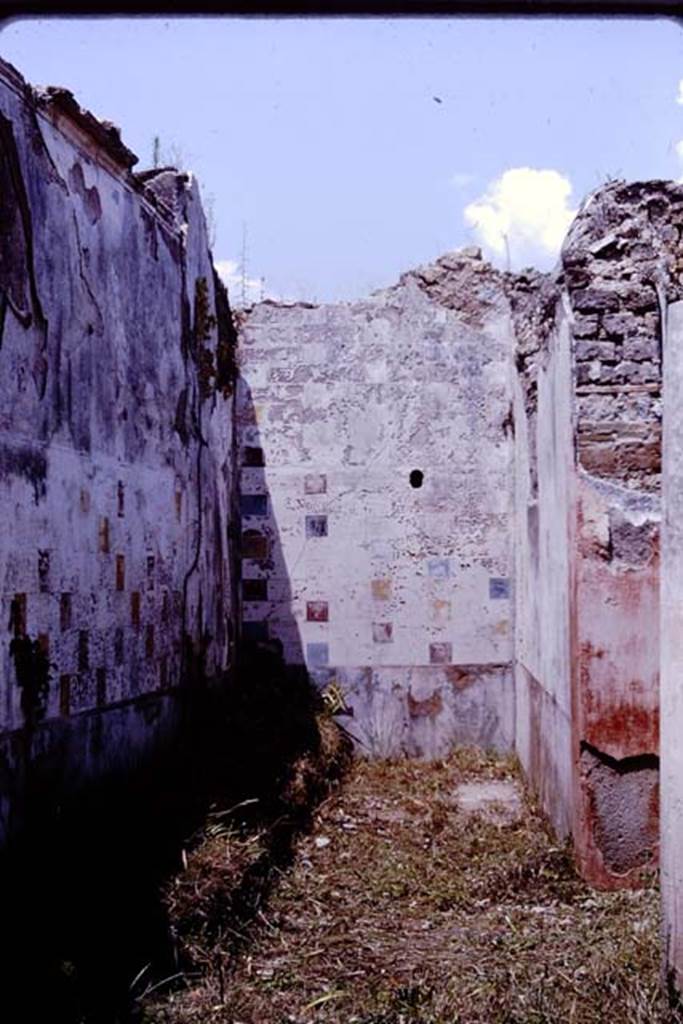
[215,259,265,307]
[676,80,683,105]
[463,167,577,269]
[450,171,475,188]
[675,139,683,183]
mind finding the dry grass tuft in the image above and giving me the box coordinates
[144,748,677,1024]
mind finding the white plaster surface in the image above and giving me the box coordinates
[513,302,575,839]
[237,261,515,756]
[0,63,234,740]
[661,300,683,985]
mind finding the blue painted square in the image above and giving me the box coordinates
[428,558,450,579]
[242,621,269,642]
[489,577,510,599]
[306,642,329,667]
[241,494,268,517]
[306,515,328,538]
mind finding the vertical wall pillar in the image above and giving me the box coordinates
[661,300,683,993]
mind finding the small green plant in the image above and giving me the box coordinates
[192,276,217,400]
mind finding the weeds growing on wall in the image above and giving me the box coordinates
[192,276,218,400]
[190,274,239,400]
[212,268,239,397]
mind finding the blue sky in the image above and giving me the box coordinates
[1,16,682,303]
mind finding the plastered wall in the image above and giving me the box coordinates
[661,300,683,994]
[236,250,515,757]
[512,296,575,841]
[0,59,235,844]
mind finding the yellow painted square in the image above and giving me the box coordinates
[432,598,451,623]
[371,578,392,600]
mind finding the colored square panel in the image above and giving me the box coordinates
[428,558,450,579]
[11,594,26,636]
[241,494,268,517]
[369,539,393,561]
[243,578,268,601]
[241,530,269,560]
[304,473,327,495]
[98,517,110,554]
[237,401,259,425]
[306,642,329,667]
[429,642,452,665]
[489,577,510,599]
[306,515,328,538]
[115,554,125,591]
[60,593,72,632]
[96,667,107,707]
[38,550,50,591]
[243,621,269,643]
[372,622,393,644]
[307,600,329,622]
[432,598,451,623]
[371,578,392,601]
[242,446,265,467]
[59,675,71,717]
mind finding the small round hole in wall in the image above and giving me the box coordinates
[409,470,424,489]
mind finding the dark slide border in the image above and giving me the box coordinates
[0,1,681,18]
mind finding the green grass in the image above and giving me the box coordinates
[144,748,675,1024]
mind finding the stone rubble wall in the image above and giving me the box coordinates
[0,59,236,846]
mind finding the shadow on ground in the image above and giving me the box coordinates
[0,652,351,1024]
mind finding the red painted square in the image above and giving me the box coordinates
[372,622,393,643]
[307,600,329,622]
[304,473,327,495]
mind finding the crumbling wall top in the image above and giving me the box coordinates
[561,178,683,307]
[397,246,511,328]
[0,57,189,234]
[35,85,139,171]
